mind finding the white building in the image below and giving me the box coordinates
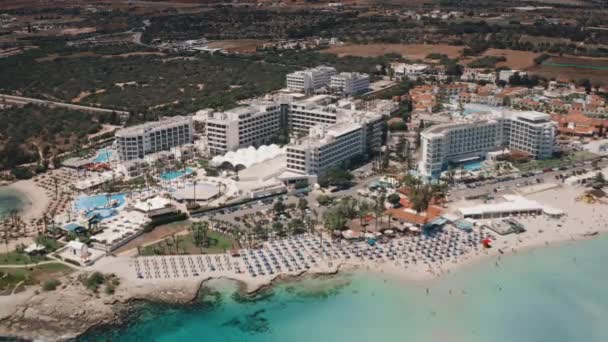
[461,68,496,83]
[201,96,389,173]
[205,102,282,155]
[330,72,370,95]
[391,63,429,80]
[498,69,527,83]
[419,110,555,177]
[286,110,383,177]
[286,66,336,93]
[116,116,193,161]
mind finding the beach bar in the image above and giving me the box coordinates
[459,195,544,219]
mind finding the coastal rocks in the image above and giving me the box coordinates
[0,282,119,341]
[222,309,271,334]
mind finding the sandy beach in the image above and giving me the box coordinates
[1,184,608,341]
[6,179,49,222]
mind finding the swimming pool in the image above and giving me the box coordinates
[85,208,118,220]
[75,194,126,211]
[92,148,113,163]
[75,194,127,221]
[160,168,194,181]
[462,160,484,171]
[462,103,500,116]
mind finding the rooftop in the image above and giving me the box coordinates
[116,116,191,137]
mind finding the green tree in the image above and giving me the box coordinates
[387,193,401,207]
[273,199,286,214]
[297,198,308,213]
[190,221,209,252]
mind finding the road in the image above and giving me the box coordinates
[0,94,129,117]
[449,158,608,200]
[192,175,382,227]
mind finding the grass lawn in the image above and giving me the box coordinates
[0,252,48,266]
[141,231,236,256]
[0,263,73,295]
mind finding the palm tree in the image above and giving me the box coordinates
[52,176,59,198]
[2,221,10,257]
[357,200,371,233]
[374,191,386,230]
[192,179,198,204]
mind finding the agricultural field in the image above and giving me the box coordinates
[322,44,464,60]
[462,49,541,70]
[529,56,608,85]
[206,40,269,54]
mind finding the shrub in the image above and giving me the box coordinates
[42,279,61,291]
[104,283,115,295]
[85,272,105,291]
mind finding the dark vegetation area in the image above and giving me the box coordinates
[0,104,108,171]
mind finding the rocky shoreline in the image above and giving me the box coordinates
[0,266,344,341]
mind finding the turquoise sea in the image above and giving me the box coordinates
[0,187,26,217]
[80,235,608,342]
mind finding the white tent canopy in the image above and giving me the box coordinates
[210,144,285,169]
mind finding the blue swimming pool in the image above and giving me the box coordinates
[462,160,484,171]
[462,103,500,116]
[75,194,126,211]
[85,208,118,220]
[75,194,126,221]
[92,148,113,163]
[160,168,194,181]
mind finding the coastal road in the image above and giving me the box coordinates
[0,94,129,117]
[195,175,382,228]
[449,158,608,200]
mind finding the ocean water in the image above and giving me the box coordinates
[79,235,608,342]
[0,187,26,217]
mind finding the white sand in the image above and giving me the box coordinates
[7,179,49,222]
[99,184,608,292]
[5,184,608,324]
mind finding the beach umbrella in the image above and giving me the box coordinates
[482,238,492,248]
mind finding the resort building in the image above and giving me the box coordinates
[459,195,562,219]
[391,63,429,80]
[286,66,336,93]
[419,110,556,177]
[200,96,389,177]
[204,102,283,156]
[330,72,370,95]
[116,116,193,161]
[286,111,383,176]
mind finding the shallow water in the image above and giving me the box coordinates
[80,235,608,342]
[0,187,26,217]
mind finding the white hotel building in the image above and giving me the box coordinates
[116,116,194,161]
[205,102,282,156]
[286,66,336,93]
[330,72,370,95]
[420,110,555,177]
[201,96,385,176]
[285,110,383,176]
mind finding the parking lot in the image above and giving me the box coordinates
[449,158,608,200]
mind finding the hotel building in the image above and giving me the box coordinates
[205,102,283,155]
[286,66,336,93]
[116,116,194,161]
[330,72,370,95]
[286,110,383,176]
[419,110,555,177]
